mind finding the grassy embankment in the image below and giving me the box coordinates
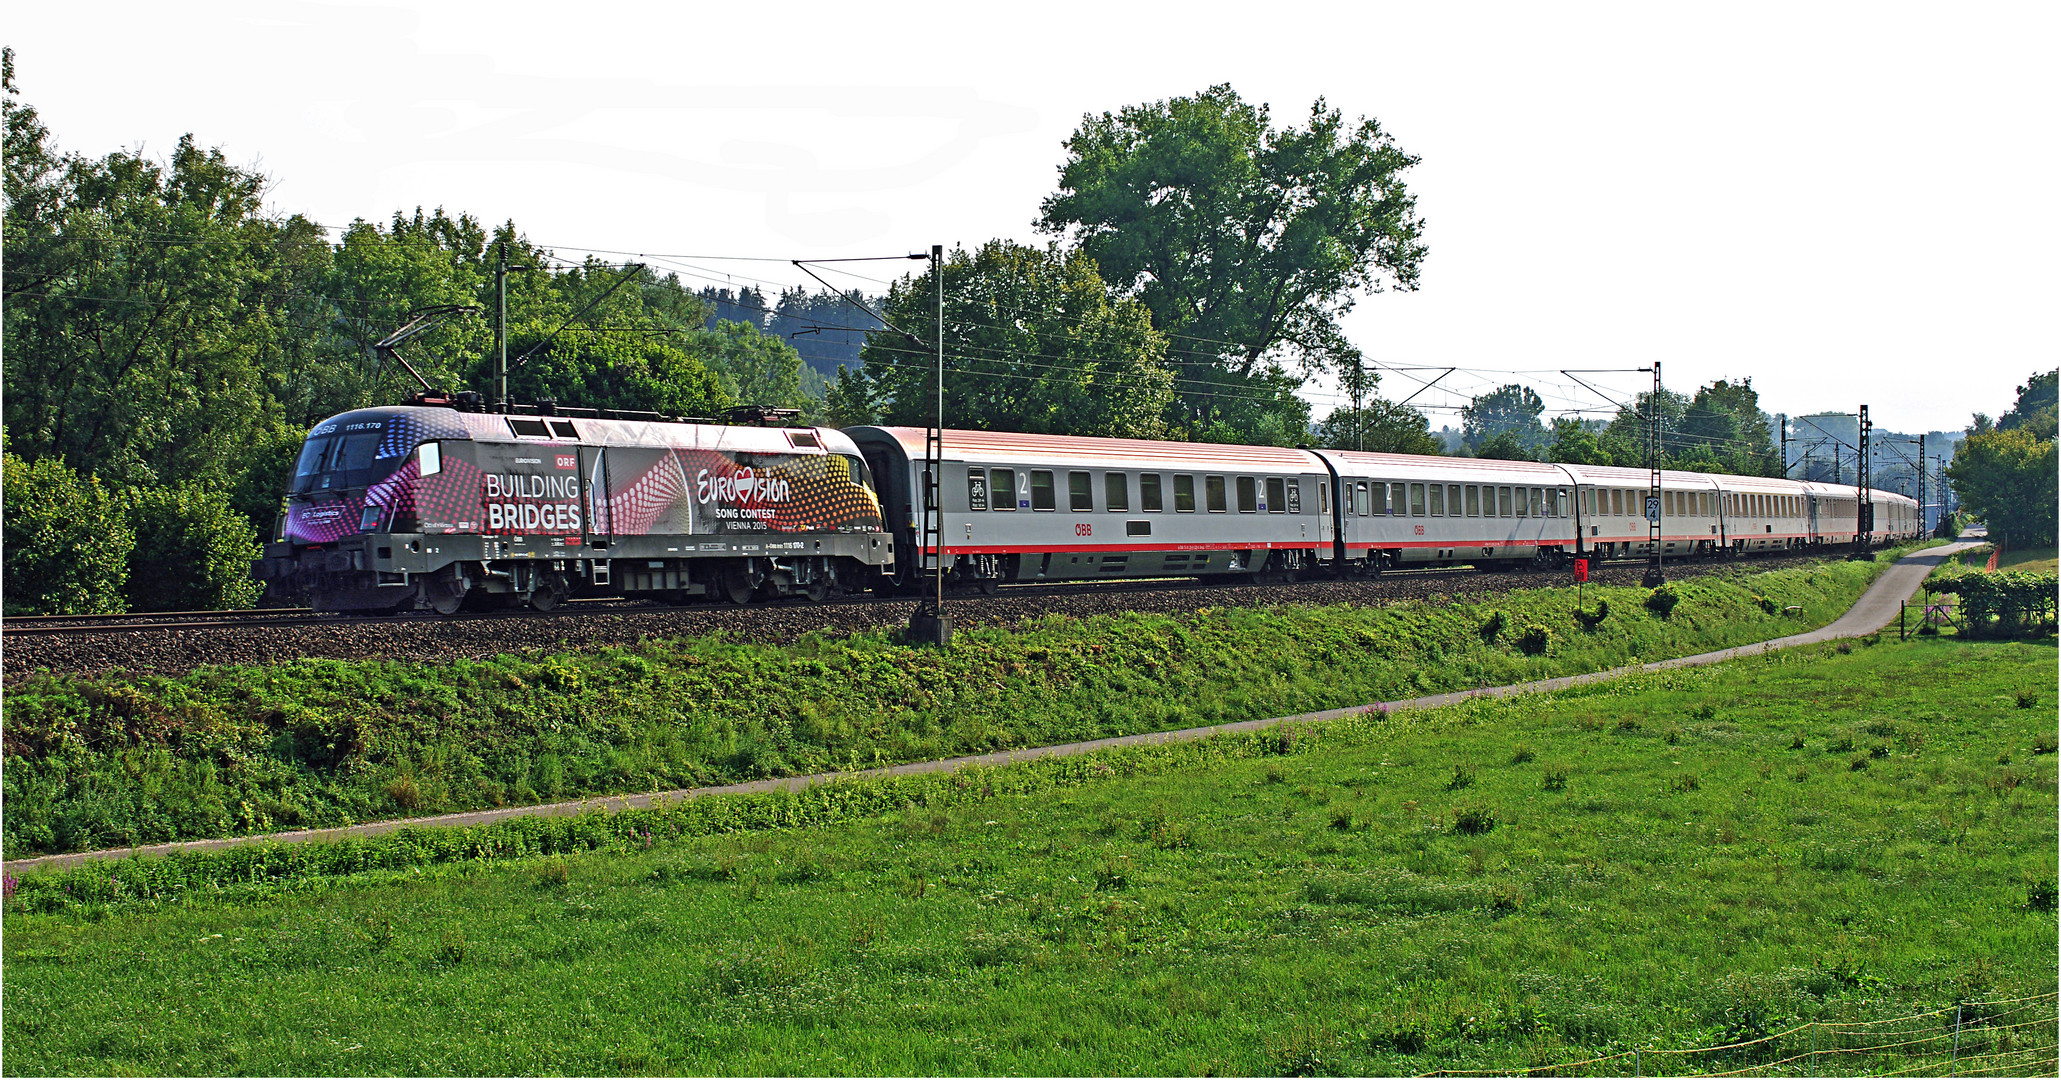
[1944,544,2060,576]
[3,636,2054,1076]
[4,560,1898,858]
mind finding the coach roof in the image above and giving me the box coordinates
[853,427,1326,472]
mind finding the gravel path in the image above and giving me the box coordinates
[4,553,1831,681]
[3,545,1963,874]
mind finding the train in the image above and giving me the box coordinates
[254,399,1922,613]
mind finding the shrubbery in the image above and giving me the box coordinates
[123,484,265,612]
[1,452,132,615]
[1926,565,2059,636]
[1,452,265,614]
[1515,624,1552,656]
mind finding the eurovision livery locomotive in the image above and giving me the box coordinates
[257,405,1921,613]
[256,405,891,612]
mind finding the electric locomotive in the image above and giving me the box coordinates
[255,400,893,613]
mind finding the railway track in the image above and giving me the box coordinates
[0,597,651,637]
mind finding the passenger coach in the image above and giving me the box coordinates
[846,427,1333,589]
[1314,451,1579,572]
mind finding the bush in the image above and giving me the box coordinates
[1,452,133,615]
[1516,624,1552,656]
[123,484,266,611]
[1478,609,1507,642]
[1453,805,1495,834]
[1573,600,1610,631]
[1645,585,1681,618]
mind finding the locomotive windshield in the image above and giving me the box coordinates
[290,431,396,495]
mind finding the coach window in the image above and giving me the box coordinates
[1068,471,1093,511]
[1557,489,1571,517]
[1206,476,1228,513]
[1498,486,1514,518]
[1031,470,1057,512]
[1352,482,1370,517]
[1408,483,1426,517]
[1106,473,1129,512]
[1516,488,1530,518]
[1533,488,1545,517]
[1266,477,1287,513]
[1140,473,1163,512]
[967,467,988,511]
[1448,485,1462,517]
[1390,483,1407,515]
[1174,475,1196,512]
[989,468,1016,510]
[1465,485,1481,517]
[1236,476,1258,513]
[1427,483,1444,516]
[417,441,442,477]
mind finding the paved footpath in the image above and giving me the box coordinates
[7,542,1980,875]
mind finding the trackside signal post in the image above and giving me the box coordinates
[1643,362,1665,586]
[788,247,951,645]
[1854,404,1874,553]
[908,244,952,646]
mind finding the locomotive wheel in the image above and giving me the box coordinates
[425,581,465,617]
[529,575,567,612]
[720,566,754,605]
[977,578,1001,595]
[803,579,834,603]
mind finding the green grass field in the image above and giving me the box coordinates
[1949,545,2061,576]
[5,636,2054,1076]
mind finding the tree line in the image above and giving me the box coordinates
[12,42,2040,616]
[0,50,818,614]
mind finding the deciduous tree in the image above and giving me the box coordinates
[1946,427,2058,551]
[849,242,1175,439]
[1460,384,1548,455]
[1038,85,1425,443]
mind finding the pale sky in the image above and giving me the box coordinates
[7,1,2056,434]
